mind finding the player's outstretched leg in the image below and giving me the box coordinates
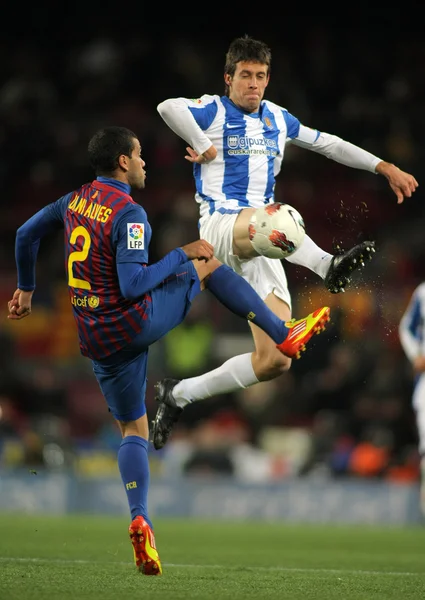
[151,378,182,451]
[277,306,330,360]
[152,307,331,450]
[324,241,376,293]
[129,515,162,575]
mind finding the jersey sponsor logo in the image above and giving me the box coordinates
[127,223,145,250]
[71,294,100,308]
[228,135,239,147]
[227,134,278,157]
[227,135,277,150]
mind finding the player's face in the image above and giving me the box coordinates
[225,61,270,113]
[127,139,146,189]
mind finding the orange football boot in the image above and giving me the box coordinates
[277,306,331,359]
[129,515,162,575]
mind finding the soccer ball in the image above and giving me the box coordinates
[249,203,306,259]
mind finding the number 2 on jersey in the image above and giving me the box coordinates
[68,226,92,290]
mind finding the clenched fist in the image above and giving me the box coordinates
[7,288,34,320]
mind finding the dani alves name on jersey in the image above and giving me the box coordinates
[67,196,113,223]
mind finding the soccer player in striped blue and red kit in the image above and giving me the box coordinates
[7,126,330,575]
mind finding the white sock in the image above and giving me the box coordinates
[172,353,259,407]
[285,234,332,279]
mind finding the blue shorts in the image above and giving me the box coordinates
[92,262,200,421]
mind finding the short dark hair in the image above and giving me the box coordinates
[224,35,272,96]
[88,126,138,176]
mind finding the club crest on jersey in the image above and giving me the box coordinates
[127,223,144,250]
[263,116,272,129]
[88,296,100,308]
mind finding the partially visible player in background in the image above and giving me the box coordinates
[151,34,418,451]
[7,126,330,574]
[399,282,425,516]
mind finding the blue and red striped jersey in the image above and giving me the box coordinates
[46,178,153,359]
[15,176,188,360]
[61,178,153,359]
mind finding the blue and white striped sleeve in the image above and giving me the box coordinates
[157,95,218,155]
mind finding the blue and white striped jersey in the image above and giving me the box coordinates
[157,94,380,219]
[399,282,425,363]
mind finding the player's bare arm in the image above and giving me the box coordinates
[375,160,419,204]
[7,288,34,320]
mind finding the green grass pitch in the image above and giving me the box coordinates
[0,513,424,599]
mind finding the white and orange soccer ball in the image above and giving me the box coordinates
[248,203,306,259]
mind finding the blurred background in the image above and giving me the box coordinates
[1,13,424,522]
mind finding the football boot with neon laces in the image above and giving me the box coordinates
[277,306,331,359]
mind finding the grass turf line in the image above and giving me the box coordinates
[0,513,424,599]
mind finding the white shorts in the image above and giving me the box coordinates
[199,211,291,309]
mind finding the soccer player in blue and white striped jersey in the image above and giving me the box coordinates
[151,35,418,450]
[399,282,425,514]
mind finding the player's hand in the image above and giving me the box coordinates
[7,288,34,320]
[413,356,425,374]
[180,239,214,261]
[185,145,217,164]
[376,161,418,204]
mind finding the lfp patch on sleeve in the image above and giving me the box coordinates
[127,223,145,249]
